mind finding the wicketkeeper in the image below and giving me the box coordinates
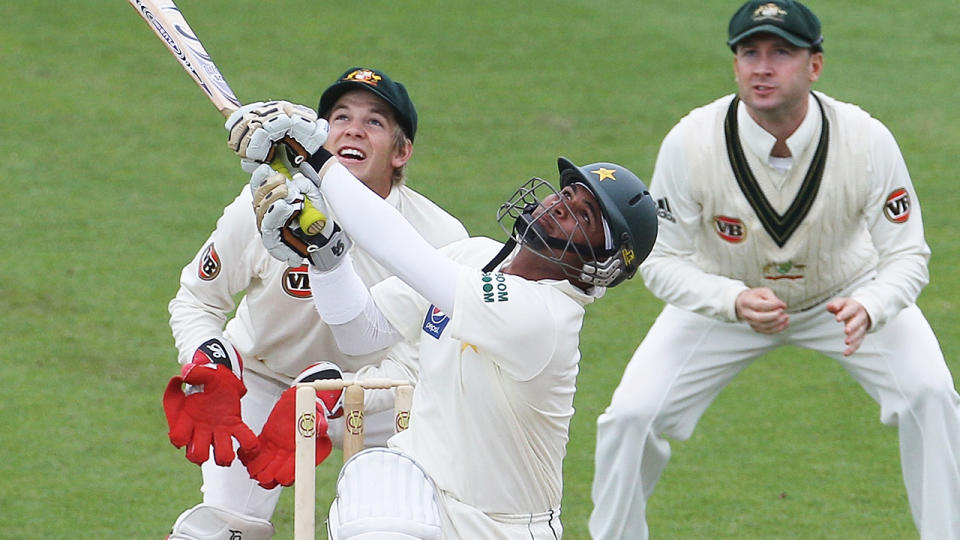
[161,67,467,539]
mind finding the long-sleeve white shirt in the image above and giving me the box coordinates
[640,92,930,329]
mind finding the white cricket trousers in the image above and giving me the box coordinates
[328,448,564,540]
[590,302,960,539]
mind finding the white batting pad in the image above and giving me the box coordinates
[327,448,442,540]
[168,503,274,540]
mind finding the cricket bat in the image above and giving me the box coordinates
[126,0,327,233]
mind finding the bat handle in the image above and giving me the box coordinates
[299,199,328,235]
[293,155,329,236]
[267,140,328,235]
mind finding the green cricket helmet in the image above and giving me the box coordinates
[556,157,658,287]
[491,157,658,288]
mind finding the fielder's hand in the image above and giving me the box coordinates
[238,362,345,489]
[735,287,789,334]
[826,297,872,356]
[250,164,352,271]
[162,338,259,466]
[226,100,329,172]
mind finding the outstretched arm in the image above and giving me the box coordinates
[307,255,405,356]
[299,157,461,315]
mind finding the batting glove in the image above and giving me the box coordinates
[251,166,352,271]
[226,100,328,170]
[238,362,344,489]
[162,338,259,466]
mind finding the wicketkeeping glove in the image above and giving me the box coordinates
[238,362,345,489]
[162,338,259,466]
[225,100,329,172]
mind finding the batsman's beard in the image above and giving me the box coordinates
[513,204,596,261]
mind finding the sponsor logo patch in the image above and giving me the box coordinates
[422,305,450,339]
[656,198,676,223]
[883,187,911,223]
[282,265,312,298]
[481,272,509,303]
[198,243,221,281]
[194,337,239,372]
[714,215,746,243]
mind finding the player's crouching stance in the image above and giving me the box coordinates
[243,117,658,536]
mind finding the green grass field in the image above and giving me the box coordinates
[2,1,959,538]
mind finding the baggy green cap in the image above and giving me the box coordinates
[317,67,418,141]
[727,0,823,52]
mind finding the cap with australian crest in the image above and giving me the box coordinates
[317,67,418,141]
[727,0,823,52]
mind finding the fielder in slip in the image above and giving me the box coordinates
[233,103,659,536]
[589,1,960,538]
[161,67,467,539]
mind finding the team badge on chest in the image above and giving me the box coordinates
[714,215,746,243]
[763,261,806,280]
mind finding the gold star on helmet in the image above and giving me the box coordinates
[591,167,617,181]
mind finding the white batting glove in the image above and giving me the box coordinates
[290,173,324,205]
[251,165,352,271]
[304,221,353,272]
[225,100,329,166]
[258,194,307,267]
[249,163,295,231]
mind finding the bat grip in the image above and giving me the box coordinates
[261,140,327,235]
[294,157,329,235]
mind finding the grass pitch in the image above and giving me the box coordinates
[2,1,959,537]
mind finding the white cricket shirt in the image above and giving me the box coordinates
[370,238,595,515]
[641,92,930,329]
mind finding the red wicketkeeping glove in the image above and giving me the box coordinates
[238,362,344,489]
[162,338,259,466]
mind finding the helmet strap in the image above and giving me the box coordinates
[482,237,516,273]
